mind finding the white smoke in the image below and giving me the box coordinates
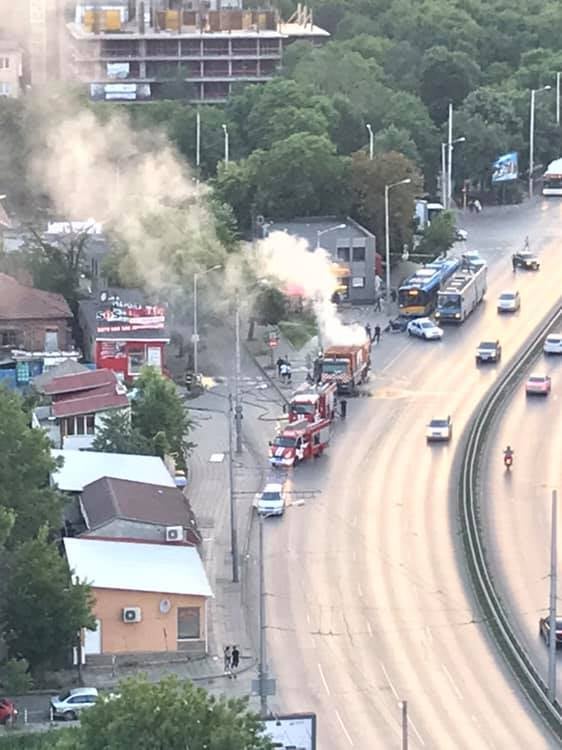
[253,231,367,347]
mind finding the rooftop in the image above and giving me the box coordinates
[266,216,375,247]
[81,476,200,545]
[43,368,120,396]
[51,450,175,492]
[42,368,129,418]
[0,273,72,321]
[63,537,213,597]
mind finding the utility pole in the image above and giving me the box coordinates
[447,102,453,209]
[401,700,408,750]
[548,489,557,700]
[234,296,243,453]
[441,142,447,206]
[557,72,561,127]
[259,512,268,717]
[195,109,201,170]
[228,392,239,583]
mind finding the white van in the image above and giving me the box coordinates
[257,483,285,516]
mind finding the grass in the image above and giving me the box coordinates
[278,315,318,350]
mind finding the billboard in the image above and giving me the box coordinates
[492,152,518,183]
[262,713,316,750]
[95,293,166,334]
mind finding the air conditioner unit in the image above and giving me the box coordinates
[165,525,183,542]
[122,607,142,623]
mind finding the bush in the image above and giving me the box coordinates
[0,658,33,695]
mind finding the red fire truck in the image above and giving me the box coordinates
[320,338,371,395]
[269,417,332,468]
[287,382,337,423]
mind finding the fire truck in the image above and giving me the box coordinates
[320,338,371,395]
[269,417,332,468]
[287,382,336,423]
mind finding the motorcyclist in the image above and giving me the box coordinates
[503,445,514,464]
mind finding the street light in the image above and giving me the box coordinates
[557,72,561,126]
[316,223,346,250]
[384,178,411,314]
[442,136,466,208]
[222,123,229,165]
[192,264,222,377]
[366,123,374,161]
[529,84,551,199]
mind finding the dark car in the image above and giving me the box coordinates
[513,251,540,270]
[476,340,502,364]
[539,616,562,647]
[0,698,18,725]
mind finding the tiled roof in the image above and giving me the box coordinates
[0,273,72,320]
[43,368,117,395]
[80,476,200,546]
[44,368,129,418]
[51,388,129,418]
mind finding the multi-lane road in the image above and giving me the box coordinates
[264,200,562,748]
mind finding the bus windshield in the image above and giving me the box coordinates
[322,359,349,374]
[437,293,460,309]
[398,288,424,307]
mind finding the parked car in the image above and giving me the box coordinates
[512,250,540,270]
[461,250,486,270]
[256,482,285,516]
[407,318,443,340]
[0,698,17,725]
[426,416,452,442]
[539,616,562,647]
[544,333,562,355]
[50,688,99,721]
[476,340,501,364]
[174,470,188,488]
[497,290,520,313]
[525,374,551,396]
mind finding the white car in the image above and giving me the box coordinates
[544,333,562,354]
[407,318,443,340]
[497,290,520,313]
[426,416,452,442]
[462,250,486,269]
[50,688,99,721]
[455,229,468,241]
[256,482,285,516]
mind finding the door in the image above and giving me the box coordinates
[44,330,58,352]
[84,619,101,655]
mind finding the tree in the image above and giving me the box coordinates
[253,287,288,326]
[416,211,457,259]
[351,150,422,260]
[420,46,481,123]
[132,367,193,470]
[0,387,63,546]
[52,675,274,750]
[375,125,420,164]
[92,410,151,455]
[1,528,95,675]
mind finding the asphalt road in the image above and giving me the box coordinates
[262,199,562,748]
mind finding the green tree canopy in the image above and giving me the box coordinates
[92,410,151,455]
[420,45,481,123]
[416,210,457,259]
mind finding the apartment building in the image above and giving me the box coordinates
[66,1,328,102]
[0,39,24,98]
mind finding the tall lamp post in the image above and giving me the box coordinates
[222,123,229,165]
[384,179,411,314]
[366,123,374,161]
[557,73,561,126]
[192,265,222,377]
[529,85,551,198]
[316,223,346,250]
[442,136,466,208]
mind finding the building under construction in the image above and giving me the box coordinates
[66,1,329,102]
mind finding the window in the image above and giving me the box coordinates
[336,247,350,262]
[0,82,11,96]
[177,607,200,639]
[0,57,9,69]
[76,418,85,435]
[0,330,18,347]
[86,414,95,434]
[352,246,366,262]
[351,277,366,288]
[128,347,146,375]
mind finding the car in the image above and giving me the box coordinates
[539,616,562,647]
[455,228,468,241]
[407,318,443,340]
[513,250,540,270]
[256,482,285,516]
[497,290,521,313]
[461,250,486,270]
[476,340,501,364]
[426,416,452,442]
[544,333,562,355]
[50,688,99,721]
[525,374,551,396]
[174,470,187,488]
[0,698,18,725]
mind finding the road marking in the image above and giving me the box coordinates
[352,549,357,562]
[424,625,433,644]
[379,661,400,701]
[357,583,363,597]
[318,663,331,695]
[380,343,410,374]
[351,515,357,527]
[442,664,463,700]
[335,710,354,746]
[306,611,311,624]
[408,716,425,746]
[366,620,373,637]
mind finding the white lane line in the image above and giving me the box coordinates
[442,664,463,700]
[335,710,354,746]
[357,583,363,598]
[318,663,331,695]
[424,625,433,644]
[380,343,410,374]
[306,611,311,625]
[366,620,373,637]
[379,661,400,701]
[408,716,425,746]
[353,549,357,562]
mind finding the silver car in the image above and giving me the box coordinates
[50,687,99,721]
[497,290,520,313]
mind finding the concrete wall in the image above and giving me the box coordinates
[83,519,180,543]
[0,317,72,352]
[90,587,207,655]
[0,48,22,98]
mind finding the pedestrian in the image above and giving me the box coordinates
[340,398,347,420]
[276,356,284,377]
[468,199,475,214]
[374,295,382,312]
[224,645,231,672]
[512,254,517,273]
[280,361,288,383]
[474,198,482,213]
[374,325,381,344]
[231,645,240,670]
[286,363,292,384]
[391,288,397,304]
[365,323,372,341]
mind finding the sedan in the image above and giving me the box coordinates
[544,333,562,355]
[476,340,501,364]
[50,687,99,721]
[407,318,443,340]
[513,250,540,270]
[525,374,551,396]
[0,698,17,725]
[426,416,452,442]
[539,616,562,647]
[462,250,486,270]
[497,290,520,313]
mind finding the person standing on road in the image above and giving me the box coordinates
[365,323,372,341]
[373,325,381,344]
[512,255,517,273]
[276,356,284,377]
[374,294,382,312]
[224,645,231,672]
[231,645,240,670]
[286,363,292,385]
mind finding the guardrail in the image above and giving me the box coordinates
[459,302,562,741]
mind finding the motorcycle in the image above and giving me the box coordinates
[504,453,513,469]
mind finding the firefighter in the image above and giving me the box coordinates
[340,399,348,420]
